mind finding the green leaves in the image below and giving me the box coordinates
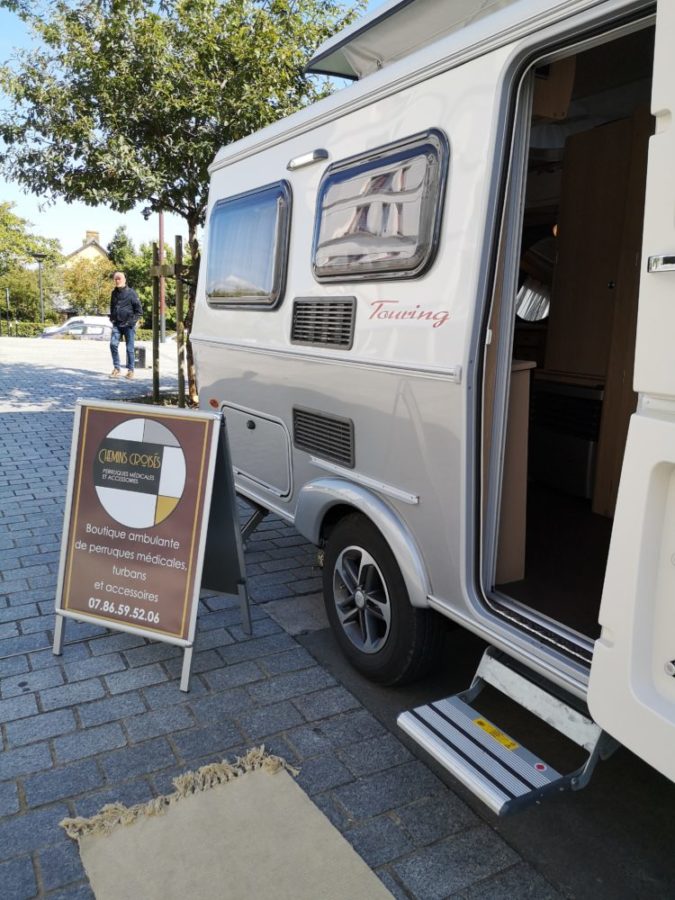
[0,0,365,241]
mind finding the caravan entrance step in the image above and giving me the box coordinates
[397,647,617,816]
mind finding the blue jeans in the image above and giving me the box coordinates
[110,324,136,371]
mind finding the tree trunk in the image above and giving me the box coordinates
[184,216,201,407]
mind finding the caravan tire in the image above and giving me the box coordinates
[322,513,440,686]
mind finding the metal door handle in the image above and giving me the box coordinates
[647,255,675,273]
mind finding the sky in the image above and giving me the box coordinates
[0,0,387,257]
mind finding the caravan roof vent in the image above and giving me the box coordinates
[293,407,355,468]
[291,298,356,349]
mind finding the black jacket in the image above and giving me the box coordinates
[110,286,142,328]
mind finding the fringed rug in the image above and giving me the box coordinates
[61,747,392,900]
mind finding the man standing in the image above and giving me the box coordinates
[109,271,143,378]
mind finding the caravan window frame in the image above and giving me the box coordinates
[312,129,449,282]
[206,180,292,309]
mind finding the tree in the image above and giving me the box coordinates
[107,226,179,327]
[0,201,62,323]
[0,0,364,400]
[0,201,60,275]
[61,256,115,315]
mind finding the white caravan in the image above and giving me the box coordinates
[192,0,675,814]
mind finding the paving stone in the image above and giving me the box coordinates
[345,814,415,868]
[73,778,156,819]
[188,687,252,724]
[104,662,168,694]
[337,733,413,777]
[101,736,176,781]
[162,649,225,679]
[62,652,127,682]
[0,632,51,655]
[0,654,29,677]
[237,700,304,741]
[0,602,39,622]
[288,709,386,759]
[393,828,520,900]
[292,685,360,721]
[246,667,336,706]
[0,620,18,639]
[1,666,64,698]
[43,882,95,900]
[191,626,236,652]
[291,576,323,594]
[64,621,107,641]
[227,616,283,641]
[202,660,265,692]
[258,647,316,676]
[0,856,36,900]
[149,765,189,797]
[0,780,20,816]
[141,677,208,709]
[0,693,38,724]
[312,791,353,832]
[29,642,90,670]
[87,631,147,655]
[375,870,410,900]
[78,691,147,727]
[0,742,52,780]
[217,632,297,665]
[455,862,563,899]
[196,608,241,632]
[53,722,126,764]
[39,839,87,892]
[295,752,354,796]
[171,720,245,762]
[40,678,106,711]
[6,708,77,748]
[24,758,104,807]
[333,761,444,820]
[0,804,70,859]
[396,794,480,846]
[123,641,182,667]
[125,704,195,743]
[247,581,295,602]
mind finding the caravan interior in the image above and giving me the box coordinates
[485,25,654,650]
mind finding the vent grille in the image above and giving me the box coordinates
[293,408,354,468]
[291,297,356,349]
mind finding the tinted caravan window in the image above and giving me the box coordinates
[206,181,291,308]
[313,130,448,281]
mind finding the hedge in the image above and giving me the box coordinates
[3,321,45,337]
[1,323,169,341]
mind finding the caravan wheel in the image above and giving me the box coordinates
[322,513,440,685]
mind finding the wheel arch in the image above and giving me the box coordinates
[294,477,431,609]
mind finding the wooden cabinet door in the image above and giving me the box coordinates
[545,118,633,379]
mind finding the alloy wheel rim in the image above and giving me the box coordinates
[332,545,391,653]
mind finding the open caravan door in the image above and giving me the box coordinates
[588,1,675,783]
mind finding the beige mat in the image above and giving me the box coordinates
[61,748,392,900]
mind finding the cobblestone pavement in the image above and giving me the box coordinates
[0,337,561,899]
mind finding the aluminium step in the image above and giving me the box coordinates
[399,696,565,815]
[398,648,617,816]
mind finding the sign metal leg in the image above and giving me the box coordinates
[53,614,65,656]
[180,645,194,692]
[238,581,252,636]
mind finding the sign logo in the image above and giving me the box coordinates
[93,418,186,528]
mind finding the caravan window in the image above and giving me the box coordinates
[206,181,291,308]
[312,130,448,281]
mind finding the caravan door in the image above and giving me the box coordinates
[588,1,675,781]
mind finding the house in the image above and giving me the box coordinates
[63,231,109,267]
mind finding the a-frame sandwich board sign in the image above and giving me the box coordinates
[53,400,250,691]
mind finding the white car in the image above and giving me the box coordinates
[41,316,112,340]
